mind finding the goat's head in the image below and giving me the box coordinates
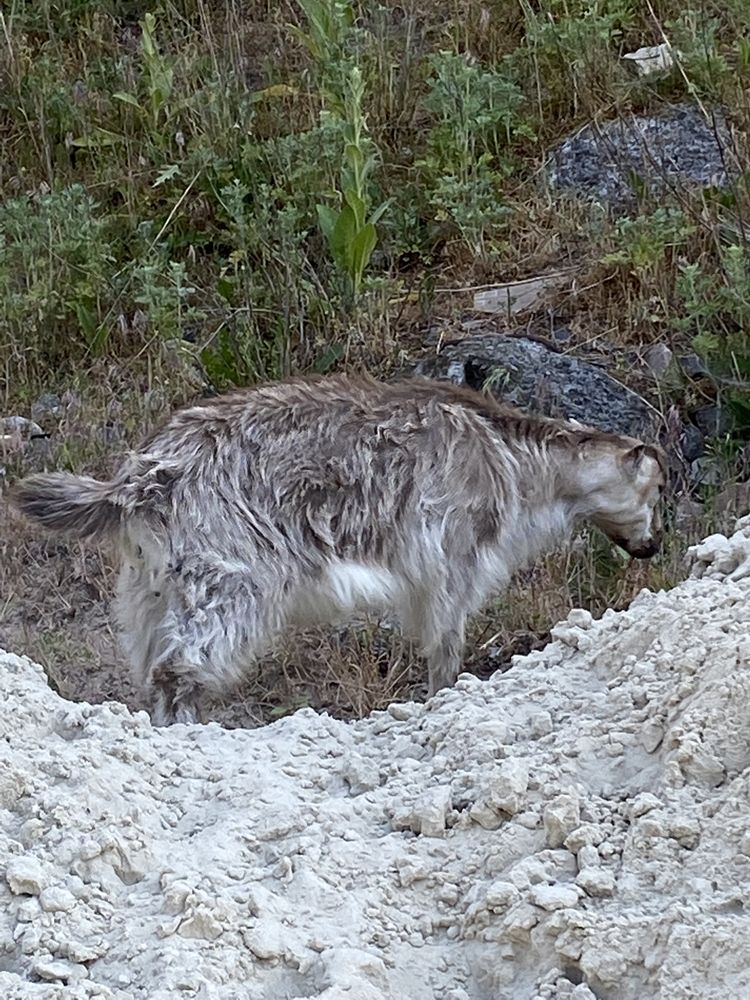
[564,434,667,559]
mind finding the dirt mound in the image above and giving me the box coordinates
[3,519,750,999]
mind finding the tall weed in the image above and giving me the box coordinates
[294,0,388,301]
[113,12,174,131]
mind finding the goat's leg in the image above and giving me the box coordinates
[405,590,467,697]
[149,660,205,725]
[141,619,267,726]
[424,619,466,696]
[117,563,284,725]
[113,565,199,721]
[143,610,277,725]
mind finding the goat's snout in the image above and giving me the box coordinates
[613,532,662,559]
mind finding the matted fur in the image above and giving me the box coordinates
[10,374,666,724]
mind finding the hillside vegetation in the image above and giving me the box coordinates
[0,0,748,382]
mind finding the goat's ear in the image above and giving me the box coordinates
[575,434,597,458]
[621,443,647,474]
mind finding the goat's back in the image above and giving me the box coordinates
[121,375,522,567]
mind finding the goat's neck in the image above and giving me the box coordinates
[512,497,577,569]
[497,447,581,574]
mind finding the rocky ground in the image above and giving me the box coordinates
[2,518,750,1000]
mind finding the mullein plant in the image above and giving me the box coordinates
[293,0,389,302]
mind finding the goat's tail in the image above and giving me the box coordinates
[8,472,123,541]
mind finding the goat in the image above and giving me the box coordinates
[10,374,666,724]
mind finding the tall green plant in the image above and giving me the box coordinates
[420,51,532,255]
[315,68,389,300]
[289,0,353,113]
[113,12,174,129]
[294,0,387,301]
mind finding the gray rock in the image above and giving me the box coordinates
[644,343,674,379]
[552,325,573,344]
[1,416,44,439]
[445,359,466,384]
[692,404,731,439]
[690,455,725,486]
[548,103,736,210]
[1,416,49,462]
[529,883,580,910]
[5,856,48,895]
[30,393,63,426]
[544,792,581,848]
[713,481,750,514]
[679,353,711,379]
[679,423,704,463]
[674,496,705,531]
[412,333,660,441]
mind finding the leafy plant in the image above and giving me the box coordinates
[424,51,531,175]
[518,0,635,118]
[114,12,174,129]
[315,69,389,300]
[666,10,733,97]
[128,256,197,341]
[419,50,532,254]
[0,185,113,360]
[675,243,750,351]
[602,208,696,271]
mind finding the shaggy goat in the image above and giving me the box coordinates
[10,374,666,724]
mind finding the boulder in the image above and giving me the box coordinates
[413,333,661,441]
[547,103,736,210]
